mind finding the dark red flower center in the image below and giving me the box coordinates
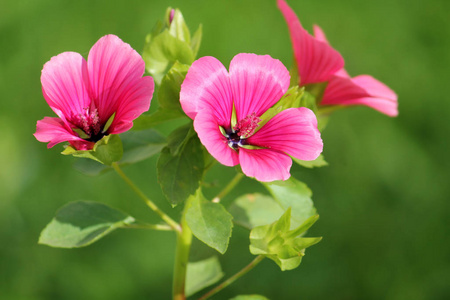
[225,113,261,150]
[71,107,105,142]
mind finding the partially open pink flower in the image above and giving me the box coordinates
[34,35,155,150]
[180,53,323,182]
[277,0,398,117]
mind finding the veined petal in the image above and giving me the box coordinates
[180,56,233,126]
[313,25,350,78]
[108,76,154,134]
[34,117,84,148]
[277,0,344,85]
[239,148,292,182]
[229,53,290,121]
[41,52,90,120]
[322,75,398,117]
[87,34,146,123]
[194,110,239,167]
[247,107,323,161]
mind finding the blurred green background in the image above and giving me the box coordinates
[1,0,449,299]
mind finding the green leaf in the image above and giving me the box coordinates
[62,134,123,166]
[39,201,135,248]
[132,109,186,130]
[157,133,204,205]
[292,154,328,169]
[92,134,123,165]
[73,158,109,176]
[185,190,233,254]
[167,123,193,155]
[120,129,167,164]
[229,194,284,230]
[230,296,270,300]
[142,30,194,84]
[298,90,318,113]
[190,24,203,57]
[255,86,304,135]
[263,178,316,229]
[73,129,166,176]
[158,62,190,111]
[186,256,224,296]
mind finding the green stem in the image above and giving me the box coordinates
[112,162,181,233]
[172,201,193,300]
[122,223,173,231]
[198,255,265,300]
[212,173,244,203]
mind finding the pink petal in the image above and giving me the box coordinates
[87,35,147,123]
[229,53,290,121]
[239,148,292,182]
[193,110,239,167]
[313,25,350,78]
[277,0,344,86]
[247,108,323,161]
[322,75,398,117]
[34,117,84,148]
[41,52,90,120]
[180,56,233,126]
[108,76,154,134]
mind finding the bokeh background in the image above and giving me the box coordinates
[1,0,449,299]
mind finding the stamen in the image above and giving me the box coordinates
[71,106,103,141]
[233,113,261,138]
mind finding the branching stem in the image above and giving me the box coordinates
[112,162,181,233]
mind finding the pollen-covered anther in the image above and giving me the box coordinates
[233,112,261,138]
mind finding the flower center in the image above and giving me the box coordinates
[223,113,261,150]
[72,107,104,142]
[233,113,261,138]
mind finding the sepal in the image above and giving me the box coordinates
[249,209,321,271]
[62,134,123,166]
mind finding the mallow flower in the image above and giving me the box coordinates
[277,0,398,117]
[180,53,323,182]
[34,35,154,150]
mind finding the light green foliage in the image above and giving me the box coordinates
[142,7,202,84]
[73,129,167,176]
[230,296,270,300]
[298,90,318,113]
[158,62,190,111]
[132,109,186,130]
[185,256,224,296]
[263,178,316,229]
[293,154,328,169]
[61,134,123,166]
[255,86,304,134]
[249,209,321,271]
[39,201,135,248]
[157,127,204,205]
[185,190,233,254]
[132,62,189,130]
[229,194,284,230]
[305,82,328,105]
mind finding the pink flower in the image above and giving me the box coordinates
[34,35,155,150]
[180,53,323,182]
[277,0,398,117]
